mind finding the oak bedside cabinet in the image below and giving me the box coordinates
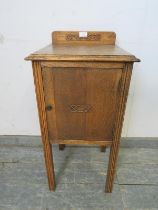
[25,31,140,193]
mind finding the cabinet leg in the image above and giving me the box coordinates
[105,142,119,193]
[59,144,65,151]
[43,142,56,191]
[100,146,106,152]
[32,62,56,191]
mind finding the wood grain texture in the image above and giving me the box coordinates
[52,31,116,45]
[42,67,58,140]
[85,68,122,140]
[105,63,133,193]
[32,61,56,191]
[50,139,112,146]
[26,31,140,193]
[25,44,140,62]
[41,61,124,69]
[52,67,86,140]
[42,66,122,142]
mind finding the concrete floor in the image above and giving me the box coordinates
[0,136,158,210]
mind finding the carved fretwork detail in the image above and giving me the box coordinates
[70,104,92,112]
[66,33,101,41]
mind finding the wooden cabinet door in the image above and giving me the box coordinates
[42,66,122,142]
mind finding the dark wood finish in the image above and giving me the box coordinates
[25,31,140,193]
[59,144,65,150]
[100,146,106,152]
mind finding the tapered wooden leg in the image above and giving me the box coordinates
[100,146,106,152]
[105,64,133,193]
[105,142,119,192]
[42,142,56,191]
[59,144,66,150]
[32,61,56,191]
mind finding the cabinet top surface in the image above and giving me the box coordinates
[25,31,140,62]
[25,44,139,62]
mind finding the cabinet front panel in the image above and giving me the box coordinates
[52,68,86,140]
[85,69,121,140]
[42,67,122,142]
